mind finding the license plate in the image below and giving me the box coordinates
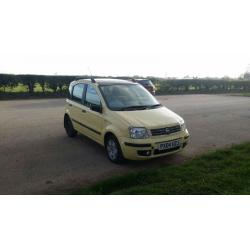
[158,139,181,151]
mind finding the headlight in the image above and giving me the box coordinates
[129,127,150,139]
[180,121,186,131]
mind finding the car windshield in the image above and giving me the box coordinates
[99,84,160,111]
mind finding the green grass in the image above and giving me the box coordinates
[73,143,250,195]
[0,83,65,100]
[11,83,28,92]
[0,83,27,93]
[241,93,250,97]
[0,83,54,93]
[231,92,250,97]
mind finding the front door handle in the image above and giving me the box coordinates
[82,109,86,113]
[68,104,72,107]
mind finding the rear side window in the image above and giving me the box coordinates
[85,85,101,107]
[72,83,84,103]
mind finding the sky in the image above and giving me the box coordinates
[0,0,250,78]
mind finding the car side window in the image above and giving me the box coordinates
[85,85,101,107]
[72,83,84,103]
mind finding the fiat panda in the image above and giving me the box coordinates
[64,78,189,163]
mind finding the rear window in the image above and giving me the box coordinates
[72,83,84,102]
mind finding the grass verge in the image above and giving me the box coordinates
[73,143,250,195]
[240,93,250,97]
[231,93,250,97]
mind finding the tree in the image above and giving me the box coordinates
[19,75,37,94]
[0,74,15,92]
[57,76,65,92]
[46,76,58,93]
[39,75,46,93]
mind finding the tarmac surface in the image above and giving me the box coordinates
[0,94,250,194]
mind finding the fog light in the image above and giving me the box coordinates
[137,150,151,156]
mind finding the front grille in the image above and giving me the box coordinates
[151,125,181,136]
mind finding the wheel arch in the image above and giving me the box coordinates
[104,131,117,145]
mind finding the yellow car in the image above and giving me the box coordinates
[64,78,190,163]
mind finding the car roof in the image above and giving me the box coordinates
[73,78,137,85]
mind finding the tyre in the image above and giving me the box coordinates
[64,115,77,138]
[105,134,124,164]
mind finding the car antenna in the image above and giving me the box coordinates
[87,66,96,83]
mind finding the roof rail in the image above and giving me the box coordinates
[74,77,96,83]
[130,78,136,82]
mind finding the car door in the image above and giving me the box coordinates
[68,83,88,134]
[82,84,104,143]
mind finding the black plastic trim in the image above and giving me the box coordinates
[72,119,101,135]
[154,146,181,155]
[124,142,151,147]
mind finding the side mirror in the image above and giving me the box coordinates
[91,104,102,113]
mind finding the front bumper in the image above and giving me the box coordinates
[119,129,190,160]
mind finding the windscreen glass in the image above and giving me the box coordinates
[100,84,160,111]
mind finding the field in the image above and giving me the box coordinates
[0,83,67,100]
[0,83,53,93]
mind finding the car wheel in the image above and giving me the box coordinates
[64,115,77,137]
[105,135,124,164]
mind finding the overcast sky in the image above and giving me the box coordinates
[0,0,250,78]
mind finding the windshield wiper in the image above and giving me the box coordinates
[118,105,149,111]
[148,104,162,109]
[117,104,161,111]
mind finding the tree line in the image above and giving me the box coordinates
[152,78,250,94]
[0,74,76,93]
[1,74,250,97]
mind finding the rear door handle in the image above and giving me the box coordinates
[68,104,72,107]
[82,109,86,113]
